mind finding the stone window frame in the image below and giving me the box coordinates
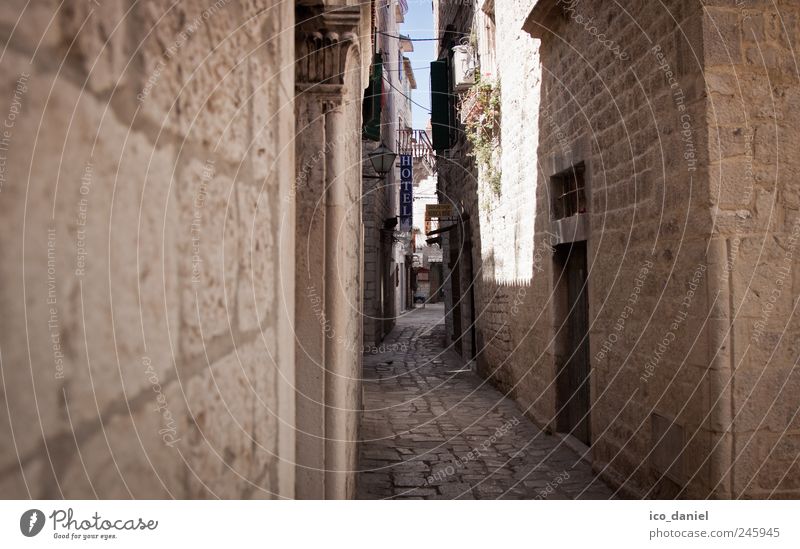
[550,162,587,220]
[545,135,592,245]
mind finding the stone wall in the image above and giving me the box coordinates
[362,141,394,347]
[528,0,713,498]
[464,0,800,498]
[703,0,800,499]
[433,0,481,359]
[0,0,368,500]
[362,0,407,346]
[471,0,544,418]
[0,0,297,499]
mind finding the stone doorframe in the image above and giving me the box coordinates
[294,2,363,500]
[543,133,594,437]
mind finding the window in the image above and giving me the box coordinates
[480,0,497,77]
[551,164,587,219]
[363,53,383,141]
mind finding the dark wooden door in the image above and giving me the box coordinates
[465,224,477,361]
[557,241,591,445]
[449,236,462,356]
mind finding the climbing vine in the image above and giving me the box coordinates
[462,77,501,195]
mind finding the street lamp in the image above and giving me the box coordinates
[364,143,397,180]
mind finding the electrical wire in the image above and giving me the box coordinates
[376,30,468,42]
[381,73,431,113]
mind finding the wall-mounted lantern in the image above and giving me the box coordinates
[363,143,398,180]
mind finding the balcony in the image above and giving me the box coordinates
[396,128,436,172]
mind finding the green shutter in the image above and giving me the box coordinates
[362,53,383,141]
[430,59,450,152]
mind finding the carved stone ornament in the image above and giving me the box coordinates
[295,4,361,92]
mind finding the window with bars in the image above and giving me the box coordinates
[551,164,587,220]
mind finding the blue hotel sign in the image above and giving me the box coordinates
[399,154,413,232]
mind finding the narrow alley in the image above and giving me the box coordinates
[357,305,614,500]
[2,0,799,513]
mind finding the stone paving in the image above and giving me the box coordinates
[357,304,615,500]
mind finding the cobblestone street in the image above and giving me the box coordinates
[357,304,615,500]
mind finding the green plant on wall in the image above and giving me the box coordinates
[462,77,501,195]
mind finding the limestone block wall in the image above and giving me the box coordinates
[0,0,297,498]
[432,0,481,358]
[528,0,715,498]
[362,0,409,346]
[362,141,394,347]
[493,0,718,498]
[703,0,800,499]
[471,0,546,419]
[468,0,800,498]
[438,149,480,358]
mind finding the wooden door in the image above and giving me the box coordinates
[557,241,591,445]
[449,232,462,356]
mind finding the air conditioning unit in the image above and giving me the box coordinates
[451,45,476,92]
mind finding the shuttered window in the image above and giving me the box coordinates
[363,53,383,141]
[430,59,450,152]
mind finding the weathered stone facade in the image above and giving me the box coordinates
[432,0,479,361]
[520,0,713,499]
[362,144,396,347]
[362,3,394,348]
[362,1,416,346]
[700,0,800,499]
[0,0,370,499]
[435,0,800,498]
